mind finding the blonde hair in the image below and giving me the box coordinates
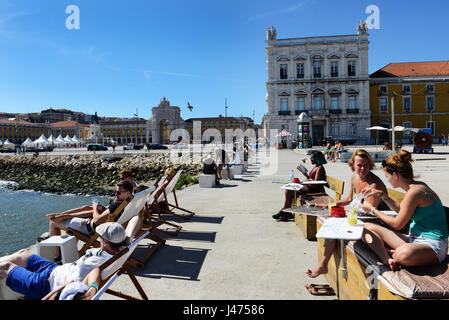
[164,167,175,177]
[348,149,375,171]
[382,150,414,179]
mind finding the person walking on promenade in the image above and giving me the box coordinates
[360,150,449,271]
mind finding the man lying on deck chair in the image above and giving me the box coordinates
[0,223,127,300]
[44,180,133,261]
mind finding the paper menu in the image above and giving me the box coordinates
[299,164,308,174]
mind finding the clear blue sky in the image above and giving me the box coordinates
[0,0,448,123]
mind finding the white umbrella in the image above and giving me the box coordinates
[34,134,50,146]
[366,126,389,149]
[22,137,35,147]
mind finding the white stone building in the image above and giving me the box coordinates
[264,21,371,147]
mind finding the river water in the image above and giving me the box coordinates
[0,182,110,256]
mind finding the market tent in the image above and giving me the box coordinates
[21,137,35,147]
[2,139,15,148]
[55,134,66,145]
[47,134,57,144]
[34,134,50,146]
[64,135,75,144]
[72,135,81,143]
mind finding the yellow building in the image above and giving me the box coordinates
[0,118,51,144]
[51,121,91,141]
[370,61,449,143]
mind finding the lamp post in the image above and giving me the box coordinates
[134,108,138,145]
[391,93,396,154]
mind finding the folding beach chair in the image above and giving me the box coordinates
[68,187,155,258]
[144,175,182,236]
[43,230,150,300]
[157,169,195,220]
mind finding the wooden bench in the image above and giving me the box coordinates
[294,176,345,241]
[315,189,449,300]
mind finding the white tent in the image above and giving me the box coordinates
[0,139,3,146]
[47,134,57,144]
[34,134,50,146]
[2,139,15,148]
[64,135,74,144]
[55,134,66,145]
[21,137,35,147]
[72,135,81,143]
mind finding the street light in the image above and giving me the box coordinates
[391,93,396,154]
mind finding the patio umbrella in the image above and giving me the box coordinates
[366,126,388,148]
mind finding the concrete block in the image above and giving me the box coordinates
[199,174,216,188]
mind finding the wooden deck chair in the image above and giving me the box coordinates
[145,175,182,236]
[69,187,154,258]
[157,169,195,220]
[43,230,150,300]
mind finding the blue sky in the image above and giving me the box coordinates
[0,0,448,123]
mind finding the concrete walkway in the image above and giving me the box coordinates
[108,144,449,300]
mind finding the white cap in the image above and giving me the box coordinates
[96,222,126,244]
[204,155,213,165]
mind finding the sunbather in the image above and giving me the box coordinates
[273,151,328,221]
[0,222,127,300]
[46,180,133,260]
[360,150,449,271]
[306,149,388,278]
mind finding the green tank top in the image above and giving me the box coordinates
[409,187,449,240]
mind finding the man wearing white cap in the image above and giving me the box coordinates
[0,222,127,300]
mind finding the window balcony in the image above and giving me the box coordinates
[330,72,339,78]
[295,110,306,115]
[347,109,359,114]
[329,109,342,114]
[278,110,291,116]
[313,73,322,78]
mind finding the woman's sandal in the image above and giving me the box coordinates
[305,284,335,296]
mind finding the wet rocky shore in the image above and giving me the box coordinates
[0,154,202,196]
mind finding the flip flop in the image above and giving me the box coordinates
[305,284,335,296]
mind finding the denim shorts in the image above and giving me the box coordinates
[6,254,58,300]
[408,233,448,263]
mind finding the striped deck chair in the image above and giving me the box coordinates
[144,175,182,236]
[43,230,150,300]
[157,169,195,220]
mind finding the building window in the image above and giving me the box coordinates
[426,83,434,93]
[347,61,356,76]
[426,120,435,136]
[403,96,411,112]
[348,96,356,110]
[330,61,338,77]
[280,64,288,79]
[280,98,288,111]
[349,123,357,136]
[297,97,305,111]
[313,96,323,110]
[403,84,411,94]
[331,123,339,138]
[379,85,387,95]
[403,121,412,136]
[313,61,321,78]
[296,63,304,78]
[331,96,339,110]
[426,96,435,111]
[380,97,388,112]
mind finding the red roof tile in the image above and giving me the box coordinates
[371,61,449,78]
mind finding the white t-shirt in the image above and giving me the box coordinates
[47,248,113,290]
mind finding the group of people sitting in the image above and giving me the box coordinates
[274,148,448,279]
[202,145,249,184]
[324,140,345,161]
[1,168,176,300]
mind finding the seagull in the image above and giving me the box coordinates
[187,102,193,112]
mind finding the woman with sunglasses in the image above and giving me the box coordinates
[361,150,448,271]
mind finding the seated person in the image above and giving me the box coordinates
[324,140,335,160]
[0,222,127,300]
[46,180,133,260]
[202,155,219,184]
[214,147,231,180]
[306,149,388,278]
[361,150,449,271]
[334,140,344,161]
[120,169,138,191]
[273,151,327,222]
